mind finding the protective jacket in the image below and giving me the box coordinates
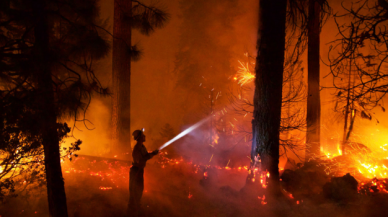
[132,143,155,168]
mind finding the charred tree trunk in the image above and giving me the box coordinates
[306,0,321,160]
[342,58,352,155]
[33,1,68,217]
[252,0,287,195]
[112,0,132,156]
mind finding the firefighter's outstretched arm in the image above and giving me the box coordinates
[141,146,159,161]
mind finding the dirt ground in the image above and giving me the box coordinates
[1,155,388,217]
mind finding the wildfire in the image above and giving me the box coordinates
[59,142,388,200]
[315,141,388,182]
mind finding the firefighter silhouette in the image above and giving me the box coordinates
[128,129,159,216]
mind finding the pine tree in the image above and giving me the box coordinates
[111,0,168,156]
[306,0,322,159]
[0,0,110,216]
[252,0,287,194]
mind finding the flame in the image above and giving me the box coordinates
[337,144,342,156]
[317,141,388,180]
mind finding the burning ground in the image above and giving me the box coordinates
[2,150,388,217]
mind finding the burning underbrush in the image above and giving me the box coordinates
[1,147,388,217]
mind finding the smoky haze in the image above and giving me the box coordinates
[62,0,388,168]
[63,0,261,161]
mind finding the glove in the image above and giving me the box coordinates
[152,149,159,155]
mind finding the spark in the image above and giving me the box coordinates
[235,60,255,86]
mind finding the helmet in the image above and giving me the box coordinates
[132,129,144,140]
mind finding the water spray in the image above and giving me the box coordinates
[159,116,211,150]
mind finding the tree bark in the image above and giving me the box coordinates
[306,0,321,160]
[252,0,287,195]
[33,1,68,217]
[112,0,132,156]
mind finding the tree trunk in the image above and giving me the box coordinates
[112,0,132,156]
[306,0,321,160]
[252,0,287,195]
[342,58,352,155]
[33,1,68,217]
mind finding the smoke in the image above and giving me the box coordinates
[64,0,260,158]
[59,0,388,174]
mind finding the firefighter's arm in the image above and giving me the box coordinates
[141,146,158,160]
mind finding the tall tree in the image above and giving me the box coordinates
[112,0,132,157]
[306,0,321,159]
[32,1,68,216]
[111,0,167,155]
[0,0,110,216]
[252,0,287,194]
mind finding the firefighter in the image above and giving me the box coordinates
[128,129,159,216]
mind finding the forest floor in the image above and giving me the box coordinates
[1,155,388,217]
